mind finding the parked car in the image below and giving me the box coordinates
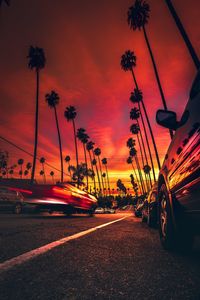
[142,183,158,227]
[134,198,144,217]
[156,70,200,251]
[12,183,97,216]
[95,207,105,214]
[0,186,24,214]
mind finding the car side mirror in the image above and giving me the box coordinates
[156,110,179,131]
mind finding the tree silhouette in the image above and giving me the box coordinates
[77,128,89,190]
[40,157,46,184]
[86,141,97,194]
[121,49,160,174]
[18,159,24,179]
[64,106,79,187]
[127,157,141,194]
[50,171,54,184]
[28,46,46,184]
[65,155,72,178]
[45,90,63,182]
[165,0,199,70]
[94,147,105,195]
[127,0,173,139]
[129,147,145,194]
[102,158,111,195]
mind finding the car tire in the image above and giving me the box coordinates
[158,183,193,252]
[14,203,22,214]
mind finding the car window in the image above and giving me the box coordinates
[190,72,200,99]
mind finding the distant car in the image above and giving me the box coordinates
[0,186,24,214]
[142,183,158,227]
[105,208,116,214]
[14,183,97,216]
[95,207,105,214]
[134,198,144,217]
[156,70,200,251]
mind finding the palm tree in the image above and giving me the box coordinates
[121,50,161,172]
[18,159,24,179]
[94,147,105,194]
[127,1,173,139]
[24,170,29,178]
[65,155,72,178]
[92,158,102,193]
[127,156,141,194]
[64,106,79,186]
[28,46,46,184]
[45,90,63,182]
[165,0,199,70]
[39,157,46,184]
[26,162,32,179]
[0,0,10,6]
[77,128,89,190]
[102,158,110,195]
[9,169,14,178]
[50,171,54,184]
[86,141,97,194]
[129,147,145,194]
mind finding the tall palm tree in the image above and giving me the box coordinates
[86,141,97,194]
[45,90,63,182]
[127,1,173,139]
[0,0,10,6]
[64,106,79,186]
[77,128,89,190]
[92,158,102,194]
[65,155,72,178]
[94,147,105,194]
[40,157,46,184]
[28,46,46,184]
[18,159,24,179]
[102,158,111,194]
[121,50,161,171]
[26,162,32,179]
[165,0,200,70]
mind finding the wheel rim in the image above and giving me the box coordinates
[160,194,167,237]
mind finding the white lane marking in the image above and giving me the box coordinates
[0,215,129,273]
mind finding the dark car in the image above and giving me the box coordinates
[0,186,24,214]
[134,198,145,217]
[156,70,200,251]
[141,183,158,227]
[19,183,98,216]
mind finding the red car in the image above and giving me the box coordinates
[14,183,98,216]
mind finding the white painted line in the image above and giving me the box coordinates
[0,215,129,274]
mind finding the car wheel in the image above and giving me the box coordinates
[14,203,22,214]
[158,184,193,252]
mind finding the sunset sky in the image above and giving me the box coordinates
[0,0,199,188]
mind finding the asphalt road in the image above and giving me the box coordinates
[0,211,200,300]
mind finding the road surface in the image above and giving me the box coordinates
[0,211,200,299]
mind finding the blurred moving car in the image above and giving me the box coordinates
[156,70,200,251]
[142,183,158,227]
[13,183,97,216]
[0,186,24,214]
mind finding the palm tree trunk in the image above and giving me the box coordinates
[88,150,97,193]
[135,155,145,194]
[92,151,102,193]
[54,107,63,182]
[83,144,89,190]
[131,68,161,171]
[31,69,39,184]
[105,164,110,195]
[97,156,105,195]
[131,162,142,195]
[72,119,79,187]
[165,0,200,70]
[142,25,173,139]
[136,134,148,193]
[136,119,152,188]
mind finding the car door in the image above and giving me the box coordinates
[167,72,200,211]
